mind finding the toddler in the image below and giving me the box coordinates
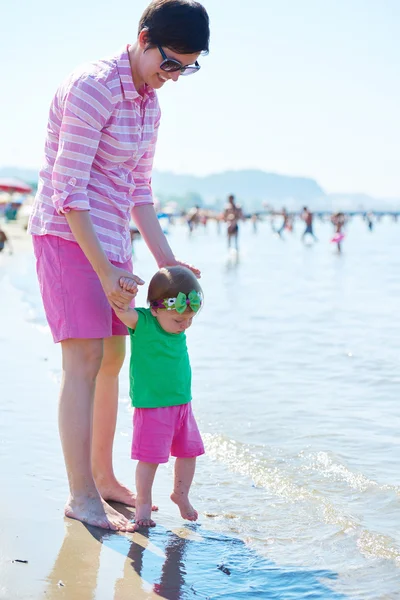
[116,265,204,529]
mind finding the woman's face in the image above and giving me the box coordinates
[138,35,201,89]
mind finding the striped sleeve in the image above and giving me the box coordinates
[131,117,160,207]
[51,75,113,214]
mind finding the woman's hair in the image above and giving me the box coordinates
[148,266,203,310]
[138,0,210,54]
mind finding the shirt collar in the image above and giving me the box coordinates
[117,45,156,102]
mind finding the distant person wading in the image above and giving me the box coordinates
[223,194,243,251]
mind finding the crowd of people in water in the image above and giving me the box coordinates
[177,195,392,254]
[1,193,395,258]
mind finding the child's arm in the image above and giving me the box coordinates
[114,305,139,330]
[115,277,139,329]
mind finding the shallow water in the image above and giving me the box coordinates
[2,216,400,599]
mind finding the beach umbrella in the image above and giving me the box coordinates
[0,178,32,193]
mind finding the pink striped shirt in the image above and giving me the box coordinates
[28,46,161,262]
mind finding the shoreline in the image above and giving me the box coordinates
[0,237,243,600]
[0,224,366,599]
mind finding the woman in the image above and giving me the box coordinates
[28,0,210,531]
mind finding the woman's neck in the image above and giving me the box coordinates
[128,43,146,94]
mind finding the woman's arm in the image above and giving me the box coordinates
[66,211,144,309]
[131,204,175,267]
[131,204,201,278]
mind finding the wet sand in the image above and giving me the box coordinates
[0,227,199,600]
[0,228,213,600]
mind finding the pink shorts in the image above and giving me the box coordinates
[131,403,205,464]
[32,234,134,343]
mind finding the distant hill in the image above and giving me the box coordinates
[151,169,325,208]
[0,166,326,210]
[1,166,399,211]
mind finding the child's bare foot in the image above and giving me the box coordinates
[134,502,157,529]
[96,478,158,511]
[170,492,198,521]
[65,494,135,532]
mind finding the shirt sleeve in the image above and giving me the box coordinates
[128,307,148,336]
[130,106,161,207]
[51,75,113,214]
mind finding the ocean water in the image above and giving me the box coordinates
[3,216,400,599]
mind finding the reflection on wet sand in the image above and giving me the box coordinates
[45,520,102,600]
[43,512,194,600]
[114,529,191,600]
[44,510,347,600]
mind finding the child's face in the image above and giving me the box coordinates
[151,308,196,335]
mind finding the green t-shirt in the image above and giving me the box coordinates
[128,308,192,408]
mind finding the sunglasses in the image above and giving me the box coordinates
[158,46,200,76]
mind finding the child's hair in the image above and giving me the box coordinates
[147,266,203,311]
[138,0,210,55]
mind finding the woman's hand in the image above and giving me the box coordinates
[130,205,201,279]
[161,259,201,279]
[99,265,144,310]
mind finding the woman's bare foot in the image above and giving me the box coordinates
[95,477,158,511]
[170,492,198,521]
[134,502,157,530]
[65,494,136,532]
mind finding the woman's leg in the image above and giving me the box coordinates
[134,462,159,528]
[170,458,198,521]
[60,338,134,531]
[91,335,138,506]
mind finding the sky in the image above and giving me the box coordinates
[1,0,400,197]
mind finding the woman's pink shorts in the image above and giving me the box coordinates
[32,234,133,343]
[132,403,205,464]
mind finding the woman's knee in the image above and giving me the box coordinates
[100,336,126,377]
[61,339,104,379]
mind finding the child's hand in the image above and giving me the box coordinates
[117,277,138,312]
[115,299,132,313]
[120,276,139,294]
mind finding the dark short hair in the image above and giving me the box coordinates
[148,266,203,308]
[138,0,210,54]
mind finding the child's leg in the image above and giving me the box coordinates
[170,457,198,521]
[135,461,159,528]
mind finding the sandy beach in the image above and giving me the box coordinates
[2,218,400,599]
[1,224,287,600]
[0,226,210,600]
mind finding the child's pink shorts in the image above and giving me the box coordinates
[32,234,134,343]
[132,403,205,464]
